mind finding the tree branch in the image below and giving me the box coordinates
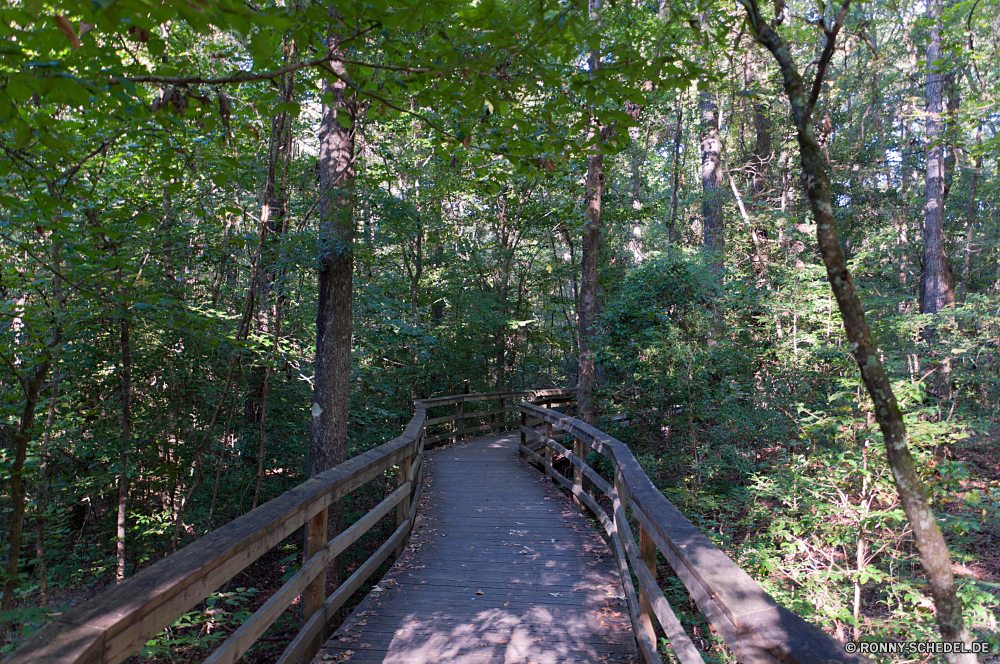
[807,0,852,116]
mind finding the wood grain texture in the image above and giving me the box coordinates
[312,432,638,664]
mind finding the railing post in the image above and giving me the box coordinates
[544,419,554,479]
[638,525,657,652]
[499,397,506,427]
[303,506,328,662]
[519,409,527,459]
[572,436,585,512]
[454,399,463,444]
[397,448,413,558]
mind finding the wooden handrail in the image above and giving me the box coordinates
[8,400,432,663]
[517,403,874,664]
[420,388,576,446]
[6,388,574,664]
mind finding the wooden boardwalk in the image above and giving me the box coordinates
[312,431,639,664]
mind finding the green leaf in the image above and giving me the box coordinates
[12,120,31,147]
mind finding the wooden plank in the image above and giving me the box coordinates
[456,407,509,419]
[276,519,411,664]
[424,414,455,426]
[417,391,533,408]
[4,621,105,664]
[518,403,873,664]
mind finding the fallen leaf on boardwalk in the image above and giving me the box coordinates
[370,586,384,592]
[504,601,511,606]
[359,643,372,648]
[548,592,562,597]
[476,589,485,595]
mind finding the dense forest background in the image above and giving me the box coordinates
[2,0,1000,659]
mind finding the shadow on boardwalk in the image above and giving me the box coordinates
[313,432,638,664]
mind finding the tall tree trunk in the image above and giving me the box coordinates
[116,314,132,583]
[577,49,606,426]
[310,53,357,629]
[699,90,724,272]
[667,102,684,244]
[34,365,59,608]
[920,0,955,315]
[743,2,976,657]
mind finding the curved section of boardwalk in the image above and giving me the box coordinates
[313,431,638,664]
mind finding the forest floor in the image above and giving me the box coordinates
[948,426,1000,588]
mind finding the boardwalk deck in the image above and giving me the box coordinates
[312,431,639,664]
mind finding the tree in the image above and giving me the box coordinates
[739,0,977,656]
[920,0,956,316]
[699,90,724,273]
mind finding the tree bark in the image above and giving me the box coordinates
[699,90,724,272]
[116,315,132,583]
[310,56,356,479]
[577,52,606,426]
[667,102,684,244]
[34,365,59,607]
[310,54,357,618]
[0,352,53,649]
[920,0,956,315]
[743,2,975,657]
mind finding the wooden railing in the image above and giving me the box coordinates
[6,387,573,664]
[420,388,576,446]
[517,403,874,664]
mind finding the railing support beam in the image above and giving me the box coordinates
[572,436,585,513]
[639,525,657,650]
[396,450,413,558]
[303,506,328,662]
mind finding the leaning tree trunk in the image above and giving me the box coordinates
[0,350,54,649]
[742,1,975,658]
